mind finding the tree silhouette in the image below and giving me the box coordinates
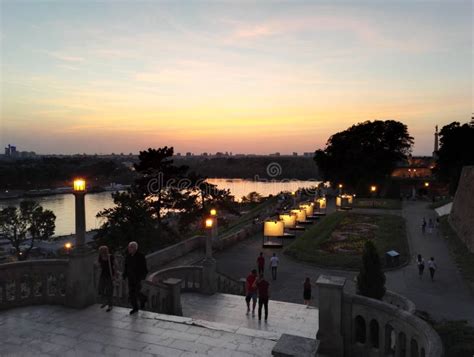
[314,120,413,194]
[357,240,386,300]
[436,121,474,194]
[0,201,55,260]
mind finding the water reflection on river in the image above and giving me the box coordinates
[0,179,320,237]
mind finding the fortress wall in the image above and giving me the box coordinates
[449,166,474,252]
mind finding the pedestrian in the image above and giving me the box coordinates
[257,274,270,322]
[245,269,258,316]
[270,253,279,280]
[428,218,434,234]
[122,241,148,315]
[428,257,437,281]
[303,277,312,305]
[257,252,265,276]
[421,218,427,234]
[97,245,117,312]
[416,254,425,279]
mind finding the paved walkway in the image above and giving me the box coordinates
[214,200,474,324]
[385,201,474,324]
[0,304,277,356]
[181,293,318,339]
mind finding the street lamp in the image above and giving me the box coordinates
[204,218,214,258]
[424,182,430,188]
[263,220,284,248]
[73,178,87,250]
[370,185,377,208]
[209,209,218,238]
[64,242,72,255]
[338,183,343,195]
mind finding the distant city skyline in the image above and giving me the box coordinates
[1,1,472,156]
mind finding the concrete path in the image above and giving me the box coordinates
[214,200,474,324]
[385,201,474,324]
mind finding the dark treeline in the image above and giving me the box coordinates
[175,156,320,180]
[0,157,135,190]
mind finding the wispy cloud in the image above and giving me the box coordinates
[45,50,85,62]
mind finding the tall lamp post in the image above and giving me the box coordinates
[370,185,377,208]
[203,217,217,294]
[210,208,218,241]
[73,178,87,251]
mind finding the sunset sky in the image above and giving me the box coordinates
[1,1,472,155]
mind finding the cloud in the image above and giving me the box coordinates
[45,51,85,62]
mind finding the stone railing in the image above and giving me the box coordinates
[216,271,245,295]
[0,259,68,310]
[149,266,203,292]
[316,275,443,357]
[92,257,182,316]
[383,290,416,314]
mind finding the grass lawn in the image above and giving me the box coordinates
[285,211,409,270]
[439,216,474,292]
[353,198,402,210]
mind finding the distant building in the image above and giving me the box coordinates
[185,152,193,157]
[303,152,314,157]
[4,144,17,157]
[292,152,298,156]
[270,152,280,157]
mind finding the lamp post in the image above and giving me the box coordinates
[210,208,218,241]
[370,185,377,208]
[73,178,87,251]
[64,242,72,255]
[202,217,217,294]
[338,184,343,195]
[205,218,214,258]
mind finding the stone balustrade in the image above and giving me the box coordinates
[0,259,68,310]
[149,266,203,292]
[316,275,443,357]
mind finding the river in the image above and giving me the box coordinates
[0,179,320,237]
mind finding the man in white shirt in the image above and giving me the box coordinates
[269,253,279,281]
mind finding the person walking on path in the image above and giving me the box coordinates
[303,277,312,305]
[257,252,265,276]
[428,257,437,281]
[123,241,149,315]
[416,254,425,279]
[270,253,279,280]
[428,218,434,234]
[245,269,258,316]
[257,274,270,322]
[421,217,427,234]
[97,245,118,312]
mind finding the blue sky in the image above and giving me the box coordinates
[1,0,472,155]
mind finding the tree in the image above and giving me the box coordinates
[0,201,55,260]
[357,240,386,300]
[95,146,234,252]
[95,191,159,253]
[436,121,474,194]
[314,120,413,194]
[241,191,263,204]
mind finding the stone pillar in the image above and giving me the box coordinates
[74,191,86,250]
[65,250,96,308]
[316,275,346,357]
[201,258,217,295]
[163,278,183,316]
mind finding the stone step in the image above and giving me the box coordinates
[272,334,320,357]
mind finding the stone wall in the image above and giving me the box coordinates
[316,275,443,357]
[449,166,474,253]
